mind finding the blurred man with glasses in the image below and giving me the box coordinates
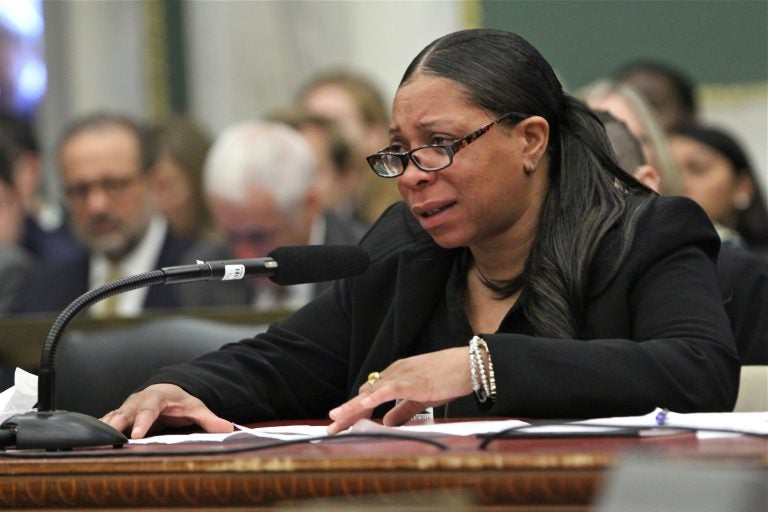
[13,112,224,316]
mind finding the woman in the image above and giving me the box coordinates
[297,68,401,225]
[668,125,768,255]
[104,29,738,439]
[579,79,684,196]
[150,116,217,241]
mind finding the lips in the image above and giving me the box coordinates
[415,201,456,218]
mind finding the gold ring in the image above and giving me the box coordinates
[367,371,381,385]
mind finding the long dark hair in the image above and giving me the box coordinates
[401,29,653,338]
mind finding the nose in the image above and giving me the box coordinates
[83,187,111,214]
[231,238,276,260]
[396,160,438,190]
[232,241,259,259]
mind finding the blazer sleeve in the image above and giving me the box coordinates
[142,282,355,422]
[139,205,418,423]
[482,196,740,418]
[139,206,418,422]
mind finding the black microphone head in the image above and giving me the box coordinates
[267,245,369,286]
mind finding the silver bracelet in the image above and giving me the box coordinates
[476,337,497,402]
[469,337,483,400]
[469,335,495,403]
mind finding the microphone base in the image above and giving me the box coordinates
[1,410,128,450]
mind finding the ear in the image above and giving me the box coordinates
[301,185,324,219]
[733,173,755,210]
[148,163,162,188]
[11,153,40,211]
[517,116,549,169]
[145,165,162,197]
[632,164,661,193]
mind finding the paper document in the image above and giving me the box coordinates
[129,418,530,444]
[577,408,768,437]
[130,408,768,445]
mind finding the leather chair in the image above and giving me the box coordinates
[54,316,265,418]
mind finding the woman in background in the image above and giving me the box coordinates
[668,125,768,255]
[580,79,683,196]
[297,69,401,225]
[150,116,217,241]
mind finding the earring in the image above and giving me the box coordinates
[523,162,535,175]
[734,192,751,211]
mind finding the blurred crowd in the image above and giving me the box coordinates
[0,63,766,320]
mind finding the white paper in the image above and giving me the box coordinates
[348,418,529,436]
[0,368,38,423]
[576,408,768,438]
[128,424,332,445]
[129,418,529,445]
[129,408,768,445]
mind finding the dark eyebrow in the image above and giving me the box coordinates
[388,118,452,138]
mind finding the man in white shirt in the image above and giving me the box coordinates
[13,112,221,316]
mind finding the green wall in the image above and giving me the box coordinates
[481,0,767,89]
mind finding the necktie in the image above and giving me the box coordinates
[97,265,123,317]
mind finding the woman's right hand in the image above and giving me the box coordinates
[100,383,234,439]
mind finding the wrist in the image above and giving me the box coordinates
[468,335,497,404]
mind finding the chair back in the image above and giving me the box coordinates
[55,316,264,417]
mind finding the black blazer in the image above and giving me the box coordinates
[718,247,768,364]
[13,230,206,314]
[146,196,739,422]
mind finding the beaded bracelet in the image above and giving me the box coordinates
[469,337,484,402]
[469,335,496,403]
[476,337,496,402]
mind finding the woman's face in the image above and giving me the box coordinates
[668,135,742,227]
[153,151,196,235]
[0,181,22,244]
[392,74,547,251]
[588,93,657,170]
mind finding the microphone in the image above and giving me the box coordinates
[0,245,369,450]
[161,244,370,285]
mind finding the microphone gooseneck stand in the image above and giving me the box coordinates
[2,271,166,451]
[0,246,369,451]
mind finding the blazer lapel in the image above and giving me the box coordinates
[388,244,458,360]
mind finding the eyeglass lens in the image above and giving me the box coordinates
[65,176,138,202]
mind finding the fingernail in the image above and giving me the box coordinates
[328,407,339,419]
[327,422,338,434]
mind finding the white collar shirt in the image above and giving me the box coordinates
[252,215,326,311]
[89,215,168,317]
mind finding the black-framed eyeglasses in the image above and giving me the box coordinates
[366,112,527,178]
[64,175,142,204]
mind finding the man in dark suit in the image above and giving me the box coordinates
[0,137,31,315]
[188,120,367,311]
[13,112,223,316]
[0,112,82,266]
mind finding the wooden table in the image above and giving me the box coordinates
[0,424,766,510]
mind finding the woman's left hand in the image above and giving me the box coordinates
[327,347,473,434]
